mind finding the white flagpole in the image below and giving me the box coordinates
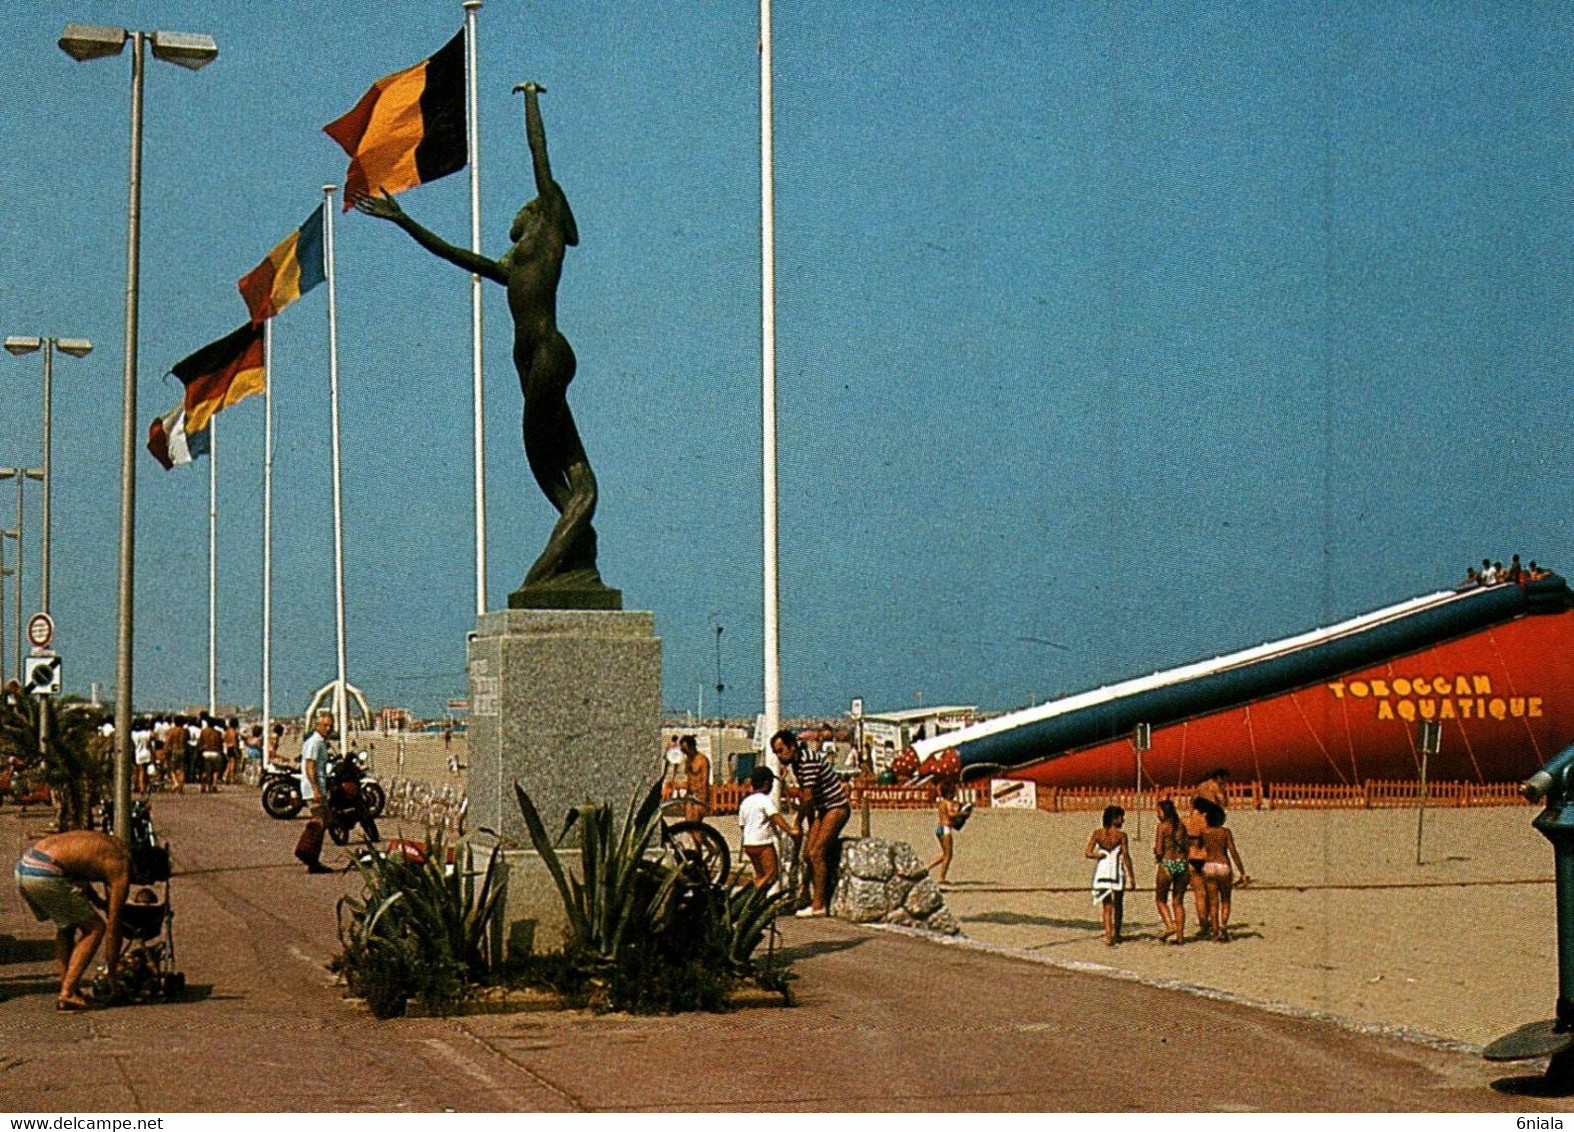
[208,414,218,717]
[760,0,781,771]
[323,187,349,744]
[262,318,273,759]
[464,0,487,618]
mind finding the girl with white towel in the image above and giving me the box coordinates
[1085,805,1135,946]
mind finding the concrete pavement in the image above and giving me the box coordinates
[0,790,1565,1112]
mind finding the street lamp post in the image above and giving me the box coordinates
[0,469,42,681]
[0,557,11,687]
[5,337,93,617]
[59,22,217,844]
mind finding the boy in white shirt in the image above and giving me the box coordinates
[738,767,796,891]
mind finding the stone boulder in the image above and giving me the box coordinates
[844,838,895,882]
[826,837,960,936]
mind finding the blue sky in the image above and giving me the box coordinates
[0,2,1568,721]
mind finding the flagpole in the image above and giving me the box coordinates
[262,318,273,762]
[323,187,349,745]
[760,0,781,773]
[208,415,218,717]
[463,0,487,619]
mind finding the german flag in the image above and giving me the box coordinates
[323,29,467,211]
[174,321,267,435]
[238,207,326,325]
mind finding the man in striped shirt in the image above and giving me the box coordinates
[772,729,850,917]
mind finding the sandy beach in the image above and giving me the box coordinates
[860,803,1552,1049]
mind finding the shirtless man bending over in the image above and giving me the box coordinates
[14,830,132,1010]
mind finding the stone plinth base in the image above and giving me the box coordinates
[471,843,578,960]
[466,607,663,852]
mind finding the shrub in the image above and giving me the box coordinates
[335,830,502,1018]
[510,780,795,1013]
[0,696,107,829]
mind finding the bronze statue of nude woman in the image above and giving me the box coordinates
[357,82,619,610]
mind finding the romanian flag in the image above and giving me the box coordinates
[147,403,211,470]
[238,207,326,324]
[174,321,267,435]
[323,29,467,211]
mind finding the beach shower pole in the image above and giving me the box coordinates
[1132,722,1151,841]
[1416,720,1439,866]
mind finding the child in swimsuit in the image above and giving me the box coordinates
[927,782,961,886]
[1153,798,1190,945]
[1198,805,1249,942]
[1086,805,1135,946]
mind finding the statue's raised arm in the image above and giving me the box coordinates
[354,190,508,285]
[516,82,579,247]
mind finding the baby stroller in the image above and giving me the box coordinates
[92,800,186,1001]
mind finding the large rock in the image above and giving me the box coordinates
[836,875,893,923]
[904,877,943,918]
[891,841,929,881]
[924,908,961,936]
[883,876,914,910]
[844,838,895,882]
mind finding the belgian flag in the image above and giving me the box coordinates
[323,29,467,210]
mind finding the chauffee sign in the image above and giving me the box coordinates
[1327,673,1542,724]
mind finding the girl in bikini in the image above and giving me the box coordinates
[1085,806,1135,946]
[1153,798,1190,945]
[1197,805,1250,941]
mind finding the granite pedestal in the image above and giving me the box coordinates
[466,609,663,956]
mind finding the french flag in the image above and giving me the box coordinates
[146,402,210,470]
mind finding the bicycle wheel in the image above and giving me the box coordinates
[664,821,731,888]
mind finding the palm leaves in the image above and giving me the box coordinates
[0,695,106,829]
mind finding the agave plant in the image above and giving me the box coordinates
[512,779,798,1011]
[335,828,504,1017]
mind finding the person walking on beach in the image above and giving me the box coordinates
[1086,805,1135,946]
[928,781,963,886]
[771,728,850,918]
[164,717,189,793]
[1153,798,1190,945]
[1196,802,1249,941]
[1184,797,1213,938]
[1196,768,1229,813]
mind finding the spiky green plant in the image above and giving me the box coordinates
[335,828,504,1017]
[512,779,683,968]
[511,780,797,1012]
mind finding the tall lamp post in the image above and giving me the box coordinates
[0,469,42,681]
[59,22,217,843]
[0,556,11,687]
[4,337,93,617]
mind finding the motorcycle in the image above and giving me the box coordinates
[261,749,386,829]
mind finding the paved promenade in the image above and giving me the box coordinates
[0,790,1565,1112]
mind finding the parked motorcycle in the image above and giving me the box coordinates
[260,750,385,829]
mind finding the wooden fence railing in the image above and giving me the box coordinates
[666,778,1530,816]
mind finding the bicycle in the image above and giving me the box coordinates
[656,797,731,888]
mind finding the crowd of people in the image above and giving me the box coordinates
[1459,553,1552,589]
[126,714,283,796]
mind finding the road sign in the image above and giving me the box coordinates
[27,613,54,651]
[23,653,61,697]
[850,697,864,720]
